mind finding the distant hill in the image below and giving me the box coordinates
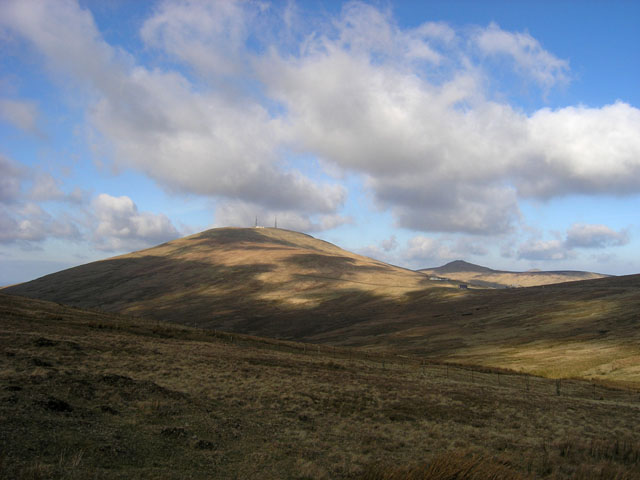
[420,260,608,288]
[426,260,496,275]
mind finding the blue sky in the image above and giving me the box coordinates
[1,0,639,285]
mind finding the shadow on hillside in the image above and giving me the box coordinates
[7,254,640,358]
[6,255,276,319]
[5,252,437,340]
[189,228,300,248]
[283,253,391,274]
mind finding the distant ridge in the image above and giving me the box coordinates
[426,260,497,275]
[419,260,607,288]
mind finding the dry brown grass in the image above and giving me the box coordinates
[2,294,640,479]
[419,268,606,289]
[358,452,528,479]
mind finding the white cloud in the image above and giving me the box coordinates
[0,155,85,245]
[401,235,488,268]
[517,239,572,261]
[0,202,81,244]
[380,235,397,252]
[519,102,640,198]
[0,98,40,134]
[28,173,86,203]
[474,22,569,89]
[213,199,352,232]
[0,0,344,218]
[140,0,257,78]
[0,155,24,204]
[565,223,629,249]
[2,0,639,242]
[516,222,629,263]
[92,193,179,251]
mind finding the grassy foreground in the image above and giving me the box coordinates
[2,293,640,479]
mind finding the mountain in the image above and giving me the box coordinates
[5,227,640,385]
[420,260,608,288]
[3,227,462,338]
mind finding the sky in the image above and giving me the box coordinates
[1,0,639,285]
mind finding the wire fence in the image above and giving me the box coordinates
[207,330,640,405]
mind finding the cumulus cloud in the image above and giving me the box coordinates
[0,202,81,244]
[381,235,397,252]
[517,223,630,262]
[405,236,457,263]
[0,155,24,204]
[2,0,639,241]
[474,22,569,89]
[0,156,85,245]
[519,102,640,198]
[399,235,488,268]
[565,223,629,249]
[140,0,260,78]
[29,173,86,203]
[92,194,179,251]
[213,200,352,233]
[0,98,41,135]
[517,239,572,261]
[0,0,345,220]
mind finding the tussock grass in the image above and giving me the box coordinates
[359,452,526,479]
[2,294,640,479]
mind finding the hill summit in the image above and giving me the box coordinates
[428,260,496,274]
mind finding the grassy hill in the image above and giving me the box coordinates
[5,227,640,386]
[420,260,608,288]
[2,293,640,479]
[4,228,463,338]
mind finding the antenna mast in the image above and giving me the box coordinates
[255,216,258,228]
[275,216,277,229]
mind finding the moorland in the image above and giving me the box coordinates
[2,227,640,478]
[1,293,640,479]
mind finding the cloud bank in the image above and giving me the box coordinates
[0,0,638,263]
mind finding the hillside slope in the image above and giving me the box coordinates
[331,274,640,384]
[420,260,607,288]
[4,228,461,337]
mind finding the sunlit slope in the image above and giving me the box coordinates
[420,260,607,288]
[5,227,457,336]
[316,274,640,385]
